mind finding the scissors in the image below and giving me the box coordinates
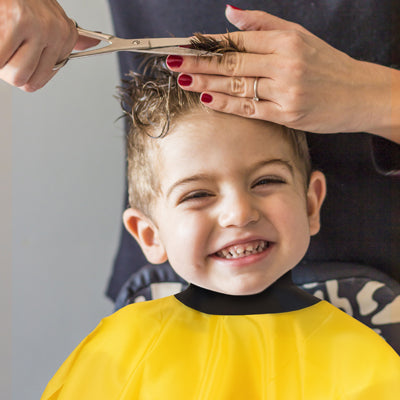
[54,24,221,70]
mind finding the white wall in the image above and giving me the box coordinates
[5,1,124,398]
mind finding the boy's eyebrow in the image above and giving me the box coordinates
[166,159,294,198]
[166,174,213,198]
[253,159,295,176]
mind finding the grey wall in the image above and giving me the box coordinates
[1,79,12,399]
[4,1,125,398]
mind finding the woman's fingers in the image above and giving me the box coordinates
[0,26,21,70]
[74,35,101,51]
[179,72,316,129]
[0,38,42,88]
[225,6,308,33]
[168,29,315,80]
[178,74,279,103]
[199,90,326,133]
[167,49,279,78]
[0,0,81,91]
[198,91,283,123]
[0,17,76,91]
[21,46,60,92]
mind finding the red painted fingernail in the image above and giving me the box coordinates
[166,55,183,68]
[226,4,243,11]
[201,93,213,103]
[178,74,192,86]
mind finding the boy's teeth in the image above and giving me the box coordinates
[216,240,269,259]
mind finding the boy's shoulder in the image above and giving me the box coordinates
[308,301,391,346]
[100,294,179,337]
[303,301,399,367]
[305,301,400,396]
[41,295,181,399]
[76,295,179,355]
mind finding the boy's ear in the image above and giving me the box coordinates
[123,208,168,264]
[306,171,327,236]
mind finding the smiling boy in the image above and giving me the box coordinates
[41,49,400,399]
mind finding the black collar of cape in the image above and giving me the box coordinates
[175,272,321,315]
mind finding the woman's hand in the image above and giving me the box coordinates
[0,0,98,92]
[167,6,399,142]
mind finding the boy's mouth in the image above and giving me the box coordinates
[214,240,270,259]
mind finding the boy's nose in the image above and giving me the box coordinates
[218,194,260,228]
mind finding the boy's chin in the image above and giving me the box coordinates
[226,286,270,296]
[211,271,292,296]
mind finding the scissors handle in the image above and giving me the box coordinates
[54,27,120,70]
[74,26,114,42]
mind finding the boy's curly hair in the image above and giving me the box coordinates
[120,35,311,216]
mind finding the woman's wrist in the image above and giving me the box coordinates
[355,61,400,143]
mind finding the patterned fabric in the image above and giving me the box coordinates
[115,262,400,355]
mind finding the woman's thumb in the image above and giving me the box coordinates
[225,5,299,31]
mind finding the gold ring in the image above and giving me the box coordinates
[253,77,260,102]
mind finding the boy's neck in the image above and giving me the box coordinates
[175,272,320,315]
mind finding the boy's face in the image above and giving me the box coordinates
[124,111,326,295]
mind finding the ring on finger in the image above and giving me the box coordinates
[253,77,260,102]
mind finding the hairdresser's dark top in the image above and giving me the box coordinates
[106,0,400,301]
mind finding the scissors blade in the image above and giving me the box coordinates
[133,37,193,48]
[130,46,220,56]
[125,37,221,56]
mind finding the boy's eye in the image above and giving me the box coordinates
[180,191,213,203]
[252,176,286,188]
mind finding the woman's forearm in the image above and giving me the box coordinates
[358,62,400,143]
